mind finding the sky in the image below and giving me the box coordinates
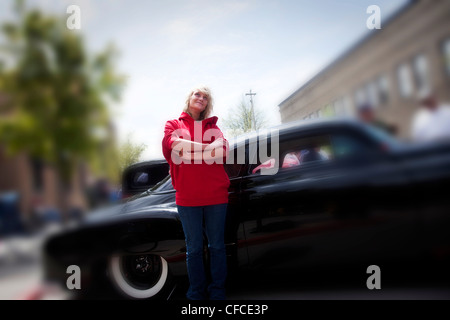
[0,0,409,160]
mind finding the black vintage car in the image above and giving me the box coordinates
[43,118,450,299]
[120,159,169,199]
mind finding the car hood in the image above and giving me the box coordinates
[123,192,175,212]
[83,203,127,223]
[82,191,177,226]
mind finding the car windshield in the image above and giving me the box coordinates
[149,174,172,192]
[125,175,172,202]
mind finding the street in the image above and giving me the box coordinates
[1,231,449,300]
[0,227,71,300]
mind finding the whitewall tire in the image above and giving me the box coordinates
[109,254,169,299]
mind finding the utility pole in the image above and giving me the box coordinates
[245,89,257,131]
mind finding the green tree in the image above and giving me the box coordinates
[0,0,125,187]
[223,98,267,137]
[118,133,147,172]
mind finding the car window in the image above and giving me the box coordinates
[123,162,170,195]
[134,172,149,185]
[363,124,402,150]
[249,134,333,175]
[331,134,371,159]
[281,145,331,169]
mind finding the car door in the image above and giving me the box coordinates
[239,130,343,272]
[223,152,249,271]
[238,127,418,273]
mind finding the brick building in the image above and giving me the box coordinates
[279,0,450,139]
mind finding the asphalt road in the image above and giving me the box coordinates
[0,227,70,300]
[1,233,449,300]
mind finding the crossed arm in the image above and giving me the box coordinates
[170,138,228,162]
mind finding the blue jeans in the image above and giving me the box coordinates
[177,203,228,300]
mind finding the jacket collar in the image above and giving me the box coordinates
[179,112,218,125]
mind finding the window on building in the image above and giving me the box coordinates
[366,81,379,107]
[377,75,390,105]
[397,63,414,98]
[317,108,323,118]
[330,104,336,115]
[323,104,335,117]
[412,54,431,93]
[354,87,367,107]
[442,38,450,76]
[343,95,353,115]
[333,98,345,116]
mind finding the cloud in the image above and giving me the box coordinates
[160,0,253,42]
[188,44,246,57]
[163,18,200,39]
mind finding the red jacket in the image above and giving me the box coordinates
[162,112,230,206]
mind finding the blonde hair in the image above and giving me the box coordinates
[183,86,214,120]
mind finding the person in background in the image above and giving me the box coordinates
[411,89,450,143]
[357,103,397,136]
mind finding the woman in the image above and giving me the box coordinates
[161,86,230,300]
